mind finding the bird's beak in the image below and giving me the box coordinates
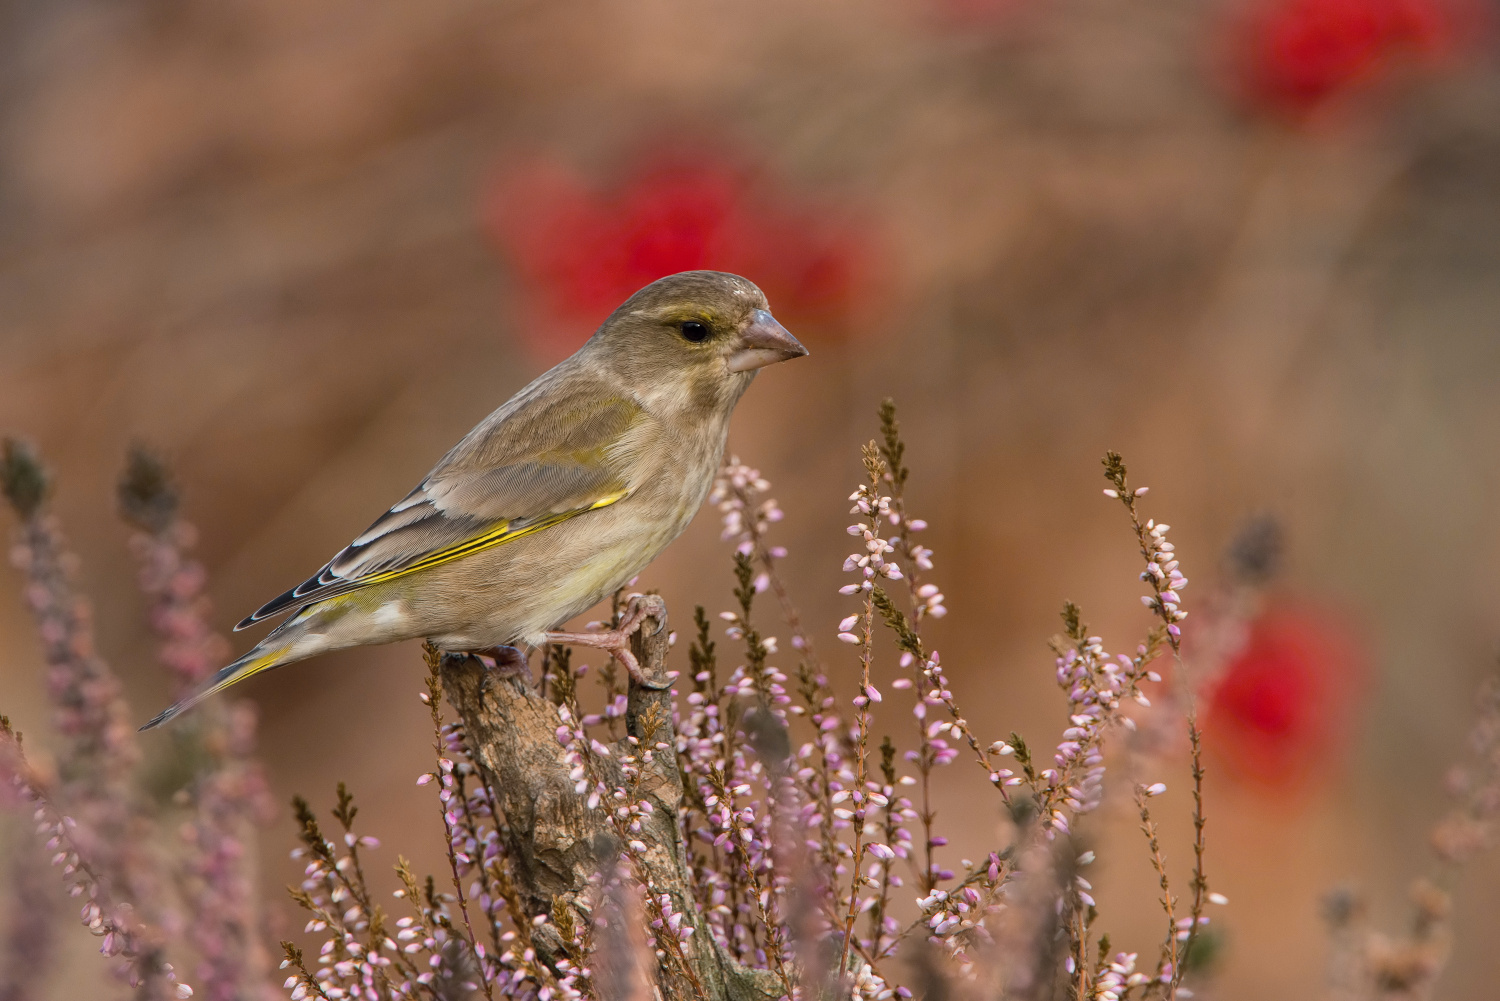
[727,309,809,373]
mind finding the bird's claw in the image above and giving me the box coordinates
[614,593,664,640]
[469,646,530,675]
[544,627,646,684]
[545,594,667,687]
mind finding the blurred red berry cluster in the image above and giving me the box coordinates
[1204,606,1367,790]
[1228,0,1471,116]
[483,153,878,361]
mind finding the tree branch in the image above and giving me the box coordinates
[439,596,780,1001]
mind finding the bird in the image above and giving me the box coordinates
[141,270,807,730]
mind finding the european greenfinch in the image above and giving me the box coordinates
[142,270,806,729]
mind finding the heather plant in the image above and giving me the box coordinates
[0,405,1496,1001]
[0,441,273,1001]
[1319,672,1500,1001]
[269,402,1218,1001]
[119,449,277,1001]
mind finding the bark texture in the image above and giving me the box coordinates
[439,595,780,1001]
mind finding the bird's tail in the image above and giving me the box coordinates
[141,633,301,729]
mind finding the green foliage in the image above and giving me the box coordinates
[872,587,923,658]
[117,446,179,534]
[879,736,897,787]
[292,794,334,865]
[1,438,48,519]
[1009,731,1038,785]
[733,552,756,622]
[689,605,718,692]
[1101,450,1128,491]
[332,781,359,831]
[877,398,909,491]
[1061,600,1087,644]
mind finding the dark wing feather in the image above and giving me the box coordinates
[235,388,643,630]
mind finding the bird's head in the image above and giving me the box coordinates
[585,271,808,414]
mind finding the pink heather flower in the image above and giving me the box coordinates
[122,451,274,1001]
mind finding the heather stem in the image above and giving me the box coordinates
[837,443,889,980]
[421,647,495,1001]
[1102,452,1209,997]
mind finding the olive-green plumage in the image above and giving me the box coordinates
[142,270,806,729]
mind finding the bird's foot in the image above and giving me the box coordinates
[545,594,666,688]
[544,627,646,684]
[470,645,530,676]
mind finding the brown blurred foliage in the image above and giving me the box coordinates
[3,0,1500,997]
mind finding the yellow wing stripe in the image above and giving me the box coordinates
[139,644,291,729]
[204,647,285,698]
[344,490,629,589]
[144,493,628,731]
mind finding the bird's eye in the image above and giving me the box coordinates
[680,320,710,343]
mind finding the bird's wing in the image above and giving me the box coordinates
[235,387,646,630]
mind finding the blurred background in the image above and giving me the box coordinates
[2,0,1500,996]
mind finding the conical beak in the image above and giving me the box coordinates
[727,309,809,373]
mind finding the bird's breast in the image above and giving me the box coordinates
[418,412,728,648]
